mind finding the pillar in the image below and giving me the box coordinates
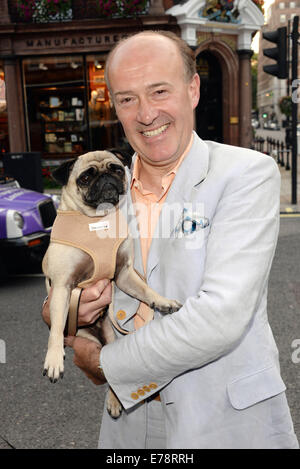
[237,49,253,149]
[4,57,27,152]
[0,0,10,24]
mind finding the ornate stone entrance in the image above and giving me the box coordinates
[166,0,264,148]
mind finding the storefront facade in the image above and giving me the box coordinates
[167,0,265,148]
[0,2,179,160]
[0,0,264,162]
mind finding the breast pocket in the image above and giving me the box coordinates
[171,225,210,252]
[162,226,210,282]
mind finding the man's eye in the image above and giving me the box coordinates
[155,89,167,96]
[120,97,132,104]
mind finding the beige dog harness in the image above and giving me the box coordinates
[50,209,128,335]
[51,209,128,287]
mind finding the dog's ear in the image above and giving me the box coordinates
[52,159,76,186]
[108,147,133,168]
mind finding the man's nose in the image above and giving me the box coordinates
[136,97,159,126]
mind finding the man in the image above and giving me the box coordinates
[44,31,299,449]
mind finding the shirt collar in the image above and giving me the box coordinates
[131,133,194,189]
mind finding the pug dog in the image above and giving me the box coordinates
[42,150,182,418]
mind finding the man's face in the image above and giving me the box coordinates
[108,35,200,165]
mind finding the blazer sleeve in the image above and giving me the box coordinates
[100,154,281,410]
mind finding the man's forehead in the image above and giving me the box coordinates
[110,34,179,69]
[109,37,181,92]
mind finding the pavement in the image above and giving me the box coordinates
[278,154,300,213]
[253,128,300,213]
[1,218,299,449]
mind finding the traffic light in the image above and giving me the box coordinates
[263,27,288,79]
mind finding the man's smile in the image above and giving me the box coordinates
[141,123,170,138]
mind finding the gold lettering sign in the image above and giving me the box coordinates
[23,34,128,50]
[230,116,239,124]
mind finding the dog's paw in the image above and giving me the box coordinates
[150,299,182,314]
[43,347,65,383]
[107,390,122,419]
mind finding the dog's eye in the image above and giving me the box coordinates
[79,175,90,184]
[109,164,124,176]
[77,168,97,186]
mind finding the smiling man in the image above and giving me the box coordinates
[57,31,299,449]
[106,32,199,169]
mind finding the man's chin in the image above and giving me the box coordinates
[138,147,181,165]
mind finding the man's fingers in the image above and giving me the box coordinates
[64,336,76,348]
[74,280,112,327]
[78,282,112,325]
[81,279,111,303]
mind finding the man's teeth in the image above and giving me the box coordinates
[142,124,169,137]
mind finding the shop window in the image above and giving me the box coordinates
[86,55,124,152]
[0,64,9,154]
[23,56,87,159]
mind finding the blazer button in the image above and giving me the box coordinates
[116,310,126,320]
[143,385,150,392]
[137,388,145,397]
[131,392,139,400]
[149,383,158,390]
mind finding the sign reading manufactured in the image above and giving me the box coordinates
[14,33,129,54]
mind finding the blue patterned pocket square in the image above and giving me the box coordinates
[175,208,209,238]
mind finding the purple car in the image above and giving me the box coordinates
[0,175,58,276]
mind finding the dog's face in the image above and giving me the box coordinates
[52,149,131,213]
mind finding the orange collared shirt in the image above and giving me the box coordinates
[131,134,193,329]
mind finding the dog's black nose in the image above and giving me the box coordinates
[102,183,119,204]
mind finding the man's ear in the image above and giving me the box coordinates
[108,147,133,168]
[51,159,76,186]
[190,73,200,110]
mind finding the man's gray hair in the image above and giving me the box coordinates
[104,30,196,94]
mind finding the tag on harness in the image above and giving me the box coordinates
[89,220,110,231]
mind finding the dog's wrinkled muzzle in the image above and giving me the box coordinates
[86,174,124,207]
[101,182,120,204]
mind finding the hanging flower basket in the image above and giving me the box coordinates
[121,0,148,16]
[97,0,119,17]
[96,0,148,18]
[16,0,35,21]
[17,0,72,22]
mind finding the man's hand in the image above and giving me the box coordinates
[77,279,112,326]
[64,336,107,385]
[41,279,112,327]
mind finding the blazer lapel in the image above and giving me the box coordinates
[146,134,209,280]
[119,164,144,276]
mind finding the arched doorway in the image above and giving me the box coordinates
[196,51,223,143]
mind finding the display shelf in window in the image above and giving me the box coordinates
[32,86,88,157]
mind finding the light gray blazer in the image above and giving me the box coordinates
[99,133,299,449]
